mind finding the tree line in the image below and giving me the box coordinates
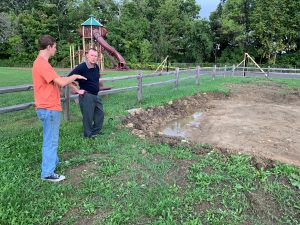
[0,0,300,67]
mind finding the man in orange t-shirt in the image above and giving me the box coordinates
[32,35,86,182]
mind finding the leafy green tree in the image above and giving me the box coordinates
[251,0,300,64]
[220,0,254,48]
[209,2,226,62]
[184,19,213,63]
[151,0,200,62]
[99,0,205,64]
[0,13,11,43]
[0,13,12,58]
[102,0,150,63]
[139,39,152,63]
[0,0,36,14]
[3,0,84,64]
[210,0,257,63]
[10,6,58,60]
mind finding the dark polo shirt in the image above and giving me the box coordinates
[68,62,100,95]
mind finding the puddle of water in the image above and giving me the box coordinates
[161,112,203,138]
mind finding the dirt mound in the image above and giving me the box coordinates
[124,83,300,167]
[123,92,226,136]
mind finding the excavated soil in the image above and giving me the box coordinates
[124,83,300,167]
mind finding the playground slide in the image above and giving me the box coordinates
[93,30,127,69]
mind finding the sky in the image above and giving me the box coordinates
[196,0,220,18]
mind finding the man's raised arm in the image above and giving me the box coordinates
[54,74,86,87]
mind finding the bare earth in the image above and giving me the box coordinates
[124,83,300,167]
[189,84,300,167]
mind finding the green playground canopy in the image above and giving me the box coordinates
[81,15,103,26]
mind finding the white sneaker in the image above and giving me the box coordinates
[41,173,66,182]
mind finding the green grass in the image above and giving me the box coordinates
[1,68,300,224]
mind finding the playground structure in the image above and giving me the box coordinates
[69,15,127,71]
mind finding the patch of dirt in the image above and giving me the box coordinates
[124,83,300,167]
[165,159,196,188]
[64,153,104,186]
[64,161,99,186]
[202,166,214,174]
[245,189,283,224]
[124,92,226,136]
[194,197,223,215]
[154,135,212,155]
[59,207,110,225]
[250,157,275,170]
[194,201,212,214]
[60,150,78,159]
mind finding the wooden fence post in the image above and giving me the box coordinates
[232,64,235,76]
[223,65,227,77]
[196,66,200,85]
[267,66,270,77]
[137,71,143,102]
[242,53,247,77]
[213,65,216,80]
[63,85,70,121]
[174,67,179,89]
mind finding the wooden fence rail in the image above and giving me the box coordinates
[0,84,33,94]
[1,65,300,119]
[0,67,201,119]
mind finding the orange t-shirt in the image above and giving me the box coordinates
[32,55,62,111]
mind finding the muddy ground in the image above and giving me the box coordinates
[124,82,300,167]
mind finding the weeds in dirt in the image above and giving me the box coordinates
[1,68,300,224]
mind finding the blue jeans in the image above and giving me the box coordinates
[36,109,60,178]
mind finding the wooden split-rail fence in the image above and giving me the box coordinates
[1,65,300,120]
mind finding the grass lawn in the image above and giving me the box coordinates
[0,67,299,224]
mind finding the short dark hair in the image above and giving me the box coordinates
[86,47,98,54]
[38,35,56,50]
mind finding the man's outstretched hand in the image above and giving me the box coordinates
[77,89,85,95]
[74,75,87,80]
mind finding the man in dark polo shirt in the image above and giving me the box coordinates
[69,48,104,138]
